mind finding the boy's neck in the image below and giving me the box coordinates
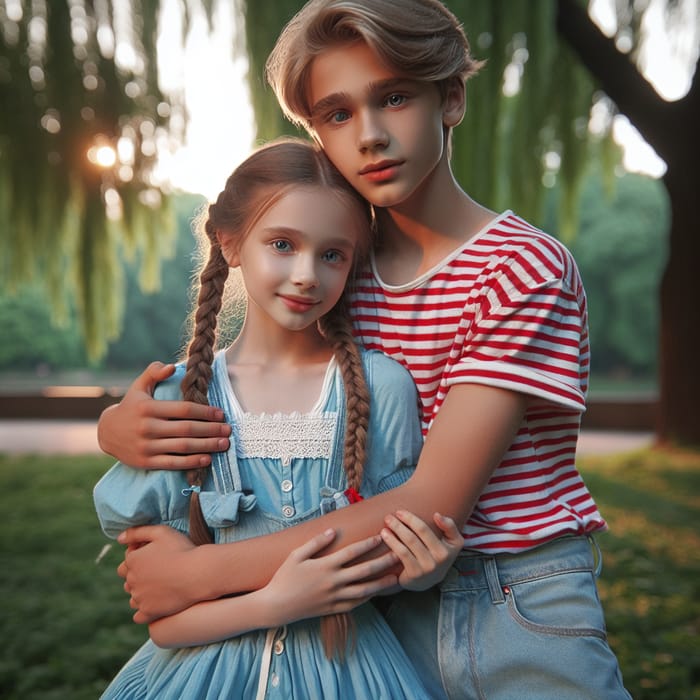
[374,179,495,285]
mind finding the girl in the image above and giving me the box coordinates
[100,1,631,697]
[94,138,460,699]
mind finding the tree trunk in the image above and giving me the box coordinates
[557,0,700,448]
[658,162,700,446]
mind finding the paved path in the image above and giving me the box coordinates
[0,419,655,456]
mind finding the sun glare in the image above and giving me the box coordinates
[87,144,117,168]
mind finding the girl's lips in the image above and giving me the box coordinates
[279,295,318,312]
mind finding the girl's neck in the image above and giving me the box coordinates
[224,319,334,414]
[227,317,332,368]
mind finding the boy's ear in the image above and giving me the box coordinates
[442,78,466,128]
[216,231,239,267]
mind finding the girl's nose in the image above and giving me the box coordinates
[291,255,319,288]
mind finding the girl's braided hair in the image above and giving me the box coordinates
[180,137,374,657]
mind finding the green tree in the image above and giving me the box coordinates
[0,285,87,369]
[0,193,204,372]
[2,1,698,445]
[0,1,182,360]
[550,173,670,379]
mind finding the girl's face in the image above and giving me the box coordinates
[219,185,364,333]
[307,42,464,210]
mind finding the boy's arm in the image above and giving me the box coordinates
[121,383,527,623]
[98,362,231,469]
[148,530,399,648]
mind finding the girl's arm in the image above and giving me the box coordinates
[121,383,527,624]
[149,530,399,648]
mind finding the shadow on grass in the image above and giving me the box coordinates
[1,448,698,699]
[0,454,148,700]
[579,448,700,699]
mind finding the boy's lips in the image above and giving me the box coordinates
[359,159,403,182]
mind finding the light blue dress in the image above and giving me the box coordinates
[94,349,429,699]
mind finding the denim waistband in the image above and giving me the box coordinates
[441,536,601,602]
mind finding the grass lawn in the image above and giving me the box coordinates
[1,448,698,699]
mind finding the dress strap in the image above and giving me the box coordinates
[208,353,244,495]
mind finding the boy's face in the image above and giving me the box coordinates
[308,42,462,210]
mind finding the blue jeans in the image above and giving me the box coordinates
[385,536,631,700]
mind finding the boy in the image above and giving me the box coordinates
[99,1,630,697]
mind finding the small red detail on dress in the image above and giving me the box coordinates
[344,487,363,504]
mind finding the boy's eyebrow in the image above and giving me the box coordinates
[310,77,411,119]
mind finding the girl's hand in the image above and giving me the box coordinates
[380,511,463,591]
[260,529,400,626]
[98,361,231,469]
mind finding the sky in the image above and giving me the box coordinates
[154,0,698,200]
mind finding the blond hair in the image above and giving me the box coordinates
[266,0,483,132]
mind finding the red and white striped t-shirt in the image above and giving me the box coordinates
[349,211,606,553]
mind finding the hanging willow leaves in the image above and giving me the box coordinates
[0,1,187,360]
[235,0,303,141]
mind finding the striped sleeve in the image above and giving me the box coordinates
[446,232,589,412]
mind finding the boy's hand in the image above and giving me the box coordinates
[98,361,231,469]
[117,525,204,623]
[380,511,463,591]
[261,529,400,626]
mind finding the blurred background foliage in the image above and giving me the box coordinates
[1,0,697,441]
[0,172,668,385]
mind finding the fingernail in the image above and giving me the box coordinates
[324,528,335,536]
[117,532,126,543]
[217,438,229,450]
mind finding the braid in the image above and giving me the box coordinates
[181,221,230,546]
[317,295,371,659]
[319,296,370,490]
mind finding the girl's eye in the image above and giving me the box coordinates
[272,240,292,252]
[385,93,406,108]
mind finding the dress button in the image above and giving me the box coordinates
[282,505,295,518]
[271,673,280,687]
[281,479,293,492]
[274,639,285,655]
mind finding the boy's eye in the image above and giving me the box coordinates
[385,93,406,108]
[330,110,350,124]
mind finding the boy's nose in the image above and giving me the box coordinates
[357,111,389,152]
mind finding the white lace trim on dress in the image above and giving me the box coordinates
[233,411,336,465]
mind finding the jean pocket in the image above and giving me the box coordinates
[503,570,608,640]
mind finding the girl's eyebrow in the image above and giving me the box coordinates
[310,77,410,118]
[264,226,356,250]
